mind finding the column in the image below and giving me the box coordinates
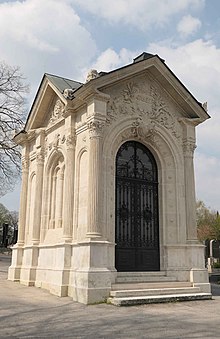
[17,155,29,246]
[32,151,44,244]
[86,120,104,238]
[49,174,57,229]
[56,166,64,228]
[183,138,197,241]
[62,133,75,241]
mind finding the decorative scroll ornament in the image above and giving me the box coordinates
[182,138,197,157]
[63,88,75,100]
[106,78,182,140]
[87,120,105,138]
[49,99,65,126]
[45,134,66,156]
[121,118,156,144]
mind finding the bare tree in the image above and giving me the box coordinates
[0,62,29,196]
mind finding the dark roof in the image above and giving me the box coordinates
[45,73,82,93]
[133,52,155,63]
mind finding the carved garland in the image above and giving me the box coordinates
[106,80,182,140]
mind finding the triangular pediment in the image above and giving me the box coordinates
[25,74,82,131]
[74,53,209,123]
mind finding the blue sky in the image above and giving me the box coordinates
[0,0,220,211]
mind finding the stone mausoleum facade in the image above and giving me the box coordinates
[8,53,211,304]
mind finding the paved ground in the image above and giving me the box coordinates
[1,255,220,339]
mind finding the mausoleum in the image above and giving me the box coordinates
[8,52,211,305]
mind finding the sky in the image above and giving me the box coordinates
[0,0,220,212]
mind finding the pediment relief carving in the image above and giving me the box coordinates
[48,98,65,126]
[105,75,182,140]
[120,118,156,144]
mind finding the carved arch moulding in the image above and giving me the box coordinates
[44,132,76,157]
[103,116,181,174]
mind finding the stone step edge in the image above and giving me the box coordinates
[112,282,192,290]
[116,277,177,283]
[117,271,167,276]
[108,293,212,306]
[110,287,200,297]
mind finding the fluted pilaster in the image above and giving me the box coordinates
[86,120,104,238]
[62,133,76,241]
[183,138,197,241]
[17,156,29,246]
[32,151,44,244]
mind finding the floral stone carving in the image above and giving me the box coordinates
[106,77,182,140]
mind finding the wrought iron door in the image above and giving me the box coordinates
[115,141,160,271]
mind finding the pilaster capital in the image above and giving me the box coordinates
[87,119,105,139]
[66,133,76,149]
[21,156,29,172]
[36,150,45,165]
[183,138,196,157]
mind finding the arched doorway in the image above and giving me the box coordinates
[115,140,160,271]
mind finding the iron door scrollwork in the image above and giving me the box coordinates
[115,140,160,271]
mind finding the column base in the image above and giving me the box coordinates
[8,245,24,282]
[86,232,102,239]
[19,246,39,286]
[190,268,211,293]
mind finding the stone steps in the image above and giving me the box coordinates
[108,272,212,306]
[115,271,176,283]
[110,286,201,298]
[108,293,212,306]
[112,281,192,290]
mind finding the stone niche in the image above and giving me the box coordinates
[8,52,211,304]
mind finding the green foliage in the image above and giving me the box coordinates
[196,200,220,241]
[213,262,220,269]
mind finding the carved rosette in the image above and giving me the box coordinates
[182,139,196,157]
[87,120,105,139]
[63,88,75,100]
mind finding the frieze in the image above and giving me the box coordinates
[106,77,182,140]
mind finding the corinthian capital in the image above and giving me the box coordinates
[87,120,105,138]
[21,156,29,172]
[66,133,76,148]
[36,150,45,165]
[183,138,196,157]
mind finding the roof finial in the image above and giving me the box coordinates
[86,69,99,83]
